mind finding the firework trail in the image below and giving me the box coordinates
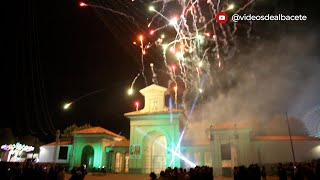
[138,35,148,86]
[145,0,256,159]
[81,0,256,165]
[84,1,255,105]
[90,0,255,134]
[128,73,140,95]
[235,0,255,14]
[145,0,255,112]
[82,3,137,25]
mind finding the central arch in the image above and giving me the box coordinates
[143,131,167,173]
[81,145,94,169]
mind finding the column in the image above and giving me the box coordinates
[213,138,222,176]
[200,151,205,166]
[122,152,126,173]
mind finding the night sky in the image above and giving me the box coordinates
[2,0,320,142]
[3,0,144,141]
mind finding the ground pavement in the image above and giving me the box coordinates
[65,173,280,180]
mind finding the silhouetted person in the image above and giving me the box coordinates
[294,164,304,180]
[233,166,240,180]
[57,167,65,180]
[69,167,78,180]
[48,167,57,180]
[158,171,166,180]
[278,163,287,180]
[261,166,267,180]
[149,172,157,180]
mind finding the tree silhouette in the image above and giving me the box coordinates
[0,128,15,145]
[61,124,92,140]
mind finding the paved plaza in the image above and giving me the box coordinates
[65,173,280,180]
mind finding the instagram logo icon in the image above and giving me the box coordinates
[216,12,228,24]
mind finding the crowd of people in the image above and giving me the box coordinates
[233,164,266,180]
[2,160,320,180]
[149,160,320,180]
[69,166,87,180]
[232,160,320,180]
[0,161,69,180]
[276,160,320,180]
[149,166,213,180]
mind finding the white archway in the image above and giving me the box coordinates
[152,135,166,173]
[81,145,94,168]
[142,131,167,173]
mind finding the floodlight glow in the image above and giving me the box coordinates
[135,127,196,168]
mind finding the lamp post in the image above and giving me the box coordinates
[209,125,214,177]
[286,112,296,165]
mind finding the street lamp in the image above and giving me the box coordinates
[209,125,214,140]
[286,112,296,165]
[209,125,214,176]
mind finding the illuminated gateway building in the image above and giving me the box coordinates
[39,84,320,175]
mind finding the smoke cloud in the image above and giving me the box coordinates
[184,31,320,142]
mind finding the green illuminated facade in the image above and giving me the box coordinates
[70,127,130,172]
[125,84,182,173]
[40,84,320,176]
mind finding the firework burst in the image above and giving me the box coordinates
[80,0,256,112]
